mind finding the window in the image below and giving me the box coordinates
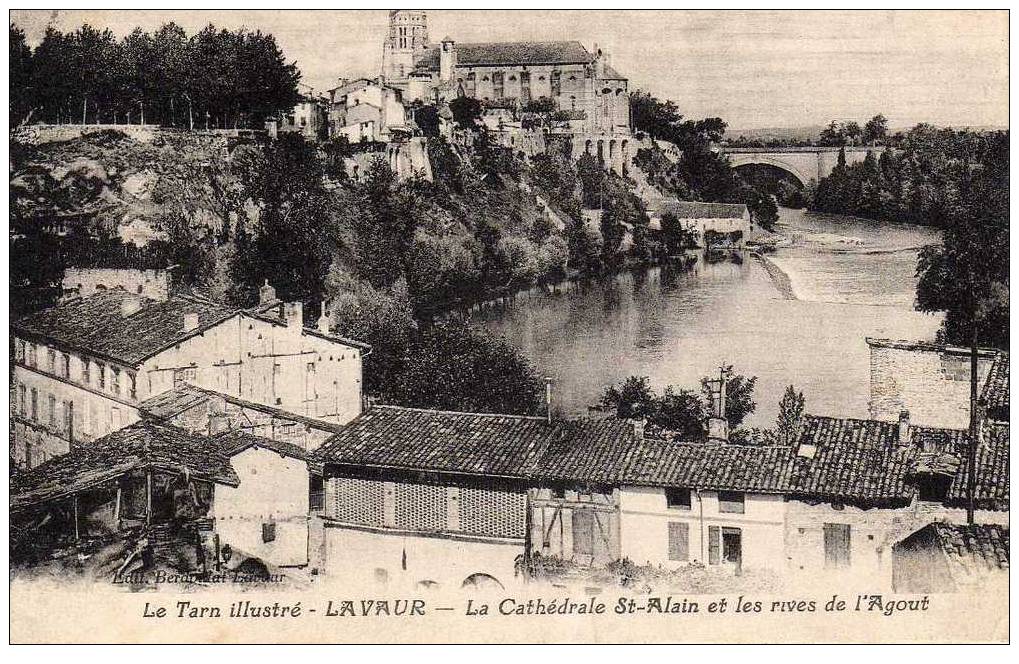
[823,523,851,569]
[97,362,105,389]
[551,70,561,96]
[61,353,70,379]
[666,488,692,510]
[30,388,37,420]
[668,522,689,561]
[27,344,36,367]
[718,491,745,514]
[82,358,90,385]
[18,384,26,415]
[111,367,121,395]
[47,349,56,373]
[128,372,137,400]
[48,394,56,427]
[16,340,25,363]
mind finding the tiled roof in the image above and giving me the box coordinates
[12,292,370,366]
[416,41,594,70]
[931,522,1010,574]
[315,407,1008,508]
[140,384,211,420]
[787,416,919,501]
[314,405,635,478]
[139,384,347,434]
[946,423,1009,510]
[217,430,310,461]
[658,201,750,220]
[602,63,626,80]
[981,352,1009,414]
[10,421,239,513]
[13,291,238,366]
[247,304,371,352]
[622,440,795,493]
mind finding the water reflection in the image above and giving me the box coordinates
[472,209,944,428]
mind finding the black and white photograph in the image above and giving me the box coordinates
[5,6,1010,644]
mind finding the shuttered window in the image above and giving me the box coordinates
[824,523,851,569]
[708,525,721,565]
[718,491,745,513]
[668,522,689,561]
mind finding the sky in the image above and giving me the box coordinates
[11,9,1009,131]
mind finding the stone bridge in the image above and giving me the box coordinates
[719,146,886,186]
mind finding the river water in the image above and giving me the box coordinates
[471,208,944,428]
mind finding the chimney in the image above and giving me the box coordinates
[897,410,912,448]
[284,301,304,329]
[259,280,277,307]
[317,300,331,334]
[707,416,729,444]
[183,312,200,332]
[120,294,143,318]
[631,417,646,440]
[440,36,457,82]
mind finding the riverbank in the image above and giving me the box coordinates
[753,253,797,300]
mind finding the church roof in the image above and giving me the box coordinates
[415,40,595,70]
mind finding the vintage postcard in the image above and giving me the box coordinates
[6,7,1010,644]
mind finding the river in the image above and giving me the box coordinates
[470,208,945,428]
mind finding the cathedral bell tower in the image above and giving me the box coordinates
[382,9,429,82]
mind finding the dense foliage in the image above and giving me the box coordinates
[9,22,300,129]
[600,366,758,441]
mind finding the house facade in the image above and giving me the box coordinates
[652,201,753,248]
[326,78,411,143]
[309,399,1008,590]
[10,275,368,469]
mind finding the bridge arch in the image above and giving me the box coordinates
[727,154,814,188]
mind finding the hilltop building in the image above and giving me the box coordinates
[380,9,630,136]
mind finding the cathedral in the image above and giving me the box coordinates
[381,9,630,135]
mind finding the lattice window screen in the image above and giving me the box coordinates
[394,482,447,531]
[459,487,526,538]
[329,477,384,527]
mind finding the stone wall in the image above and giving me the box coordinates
[13,123,160,145]
[62,267,171,302]
[784,498,1008,590]
[867,338,997,429]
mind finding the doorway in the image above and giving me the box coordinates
[722,527,743,575]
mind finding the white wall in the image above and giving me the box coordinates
[618,486,787,572]
[322,524,523,591]
[214,447,310,567]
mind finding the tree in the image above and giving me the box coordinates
[10,25,35,127]
[864,114,888,145]
[231,133,336,303]
[916,131,1009,349]
[654,387,708,441]
[843,121,863,146]
[818,120,846,147]
[600,376,657,420]
[775,385,806,444]
[392,321,544,415]
[449,96,483,128]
